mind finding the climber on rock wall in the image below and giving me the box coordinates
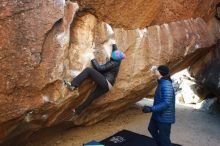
[64,40,125,116]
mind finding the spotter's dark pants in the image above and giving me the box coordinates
[148,118,172,146]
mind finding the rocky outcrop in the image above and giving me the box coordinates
[176,78,201,104]
[75,0,218,29]
[152,0,218,25]
[190,18,220,99]
[0,0,65,121]
[0,1,79,144]
[190,51,220,98]
[72,17,215,126]
[0,0,218,145]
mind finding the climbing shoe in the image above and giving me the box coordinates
[63,80,76,91]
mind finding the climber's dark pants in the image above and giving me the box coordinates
[71,67,109,114]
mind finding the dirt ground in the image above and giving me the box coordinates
[27,103,220,146]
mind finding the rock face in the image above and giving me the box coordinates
[0,0,64,121]
[72,17,215,126]
[173,75,201,104]
[75,0,218,29]
[191,55,220,97]
[0,0,218,145]
[0,1,79,144]
[190,18,220,98]
[152,0,218,25]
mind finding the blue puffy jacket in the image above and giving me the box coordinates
[151,78,175,123]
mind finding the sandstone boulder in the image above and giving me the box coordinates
[0,0,218,145]
[70,16,215,126]
[0,1,78,143]
[190,18,220,98]
[75,0,218,29]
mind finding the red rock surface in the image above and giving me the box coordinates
[190,18,220,99]
[75,0,218,29]
[0,1,78,143]
[0,0,218,145]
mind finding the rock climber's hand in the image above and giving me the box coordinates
[109,38,116,45]
[88,52,95,60]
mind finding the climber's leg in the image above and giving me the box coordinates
[71,67,108,89]
[74,85,109,115]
